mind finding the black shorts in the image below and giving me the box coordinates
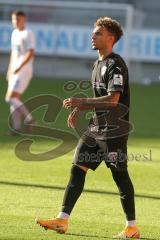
[73,134,128,171]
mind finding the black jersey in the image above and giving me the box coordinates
[88,52,130,140]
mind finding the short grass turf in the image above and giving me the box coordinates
[0,76,160,240]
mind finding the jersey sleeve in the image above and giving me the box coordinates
[26,30,35,50]
[107,60,126,94]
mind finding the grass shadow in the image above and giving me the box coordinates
[0,180,160,201]
[67,232,110,239]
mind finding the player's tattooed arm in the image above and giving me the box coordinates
[63,92,120,111]
[67,107,80,128]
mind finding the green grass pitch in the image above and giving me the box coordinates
[0,76,160,239]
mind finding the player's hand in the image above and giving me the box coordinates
[63,97,83,109]
[67,107,80,128]
[14,66,21,74]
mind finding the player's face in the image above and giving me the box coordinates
[11,14,25,30]
[91,26,114,50]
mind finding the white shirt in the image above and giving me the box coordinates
[10,28,35,75]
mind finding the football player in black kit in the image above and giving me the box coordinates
[36,17,140,239]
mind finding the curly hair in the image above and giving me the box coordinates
[94,17,123,43]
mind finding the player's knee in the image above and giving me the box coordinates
[11,92,21,99]
[68,165,86,187]
[111,169,130,185]
[74,164,88,173]
[71,165,87,177]
[5,92,20,103]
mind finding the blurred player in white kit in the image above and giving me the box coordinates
[5,10,35,135]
